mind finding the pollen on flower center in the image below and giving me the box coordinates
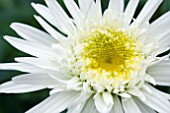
[81,28,144,81]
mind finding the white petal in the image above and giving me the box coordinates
[149,54,170,67]
[49,86,66,95]
[124,0,139,26]
[67,102,86,113]
[147,60,170,86]
[147,84,170,100]
[0,63,56,73]
[142,84,152,94]
[92,109,98,113]
[81,96,97,113]
[94,93,112,113]
[45,0,75,35]
[157,30,170,49]
[145,74,156,85]
[148,59,170,70]
[12,74,57,88]
[140,88,170,113]
[15,57,60,71]
[34,16,69,47]
[108,0,124,18]
[31,3,63,31]
[4,36,56,59]
[103,92,114,106]
[119,93,131,98]
[111,96,124,113]
[26,91,80,113]
[78,0,92,15]
[64,0,83,25]
[78,0,100,27]
[81,0,97,26]
[136,0,163,25]
[67,76,82,91]
[151,11,170,29]
[128,87,145,100]
[133,98,156,113]
[122,98,142,113]
[68,90,92,109]
[10,23,57,46]
[96,0,102,19]
[0,81,45,93]
[146,11,170,43]
[34,15,65,42]
[145,28,170,50]
[51,44,67,58]
[50,72,72,82]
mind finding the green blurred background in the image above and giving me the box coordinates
[0,0,170,113]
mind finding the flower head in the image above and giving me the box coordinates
[0,0,170,113]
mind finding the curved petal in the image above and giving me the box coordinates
[128,87,145,100]
[148,84,170,99]
[64,0,83,25]
[96,0,102,18]
[124,0,139,27]
[133,97,156,113]
[140,88,170,113]
[103,92,114,106]
[31,3,62,31]
[10,23,58,46]
[81,96,97,113]
[26,91,80,113]
[12,74,58,88]
[111,96,124,113]
[67,102,85,113]
[15,57,60,71]
[145,11,170,43]
[4,36,56,59]
[78,0,99,26]
[122,98,142,113]
[94,93,113,113]
[78,0,92,15]
[108,0,124,18]
[136,0,163,25]
[34,15,65,42]
[0,81,45,93]
[157,30,170,49]
[0,63,56,73]
[45,0,75,35]
[147,60,170,86]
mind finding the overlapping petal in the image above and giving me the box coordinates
[0,0,170,113]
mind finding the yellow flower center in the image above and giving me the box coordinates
[81,28,144,82]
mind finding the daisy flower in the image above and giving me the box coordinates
[0,0,170,112]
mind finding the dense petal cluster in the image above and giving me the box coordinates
[0,0,170,113]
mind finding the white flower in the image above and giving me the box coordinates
[0,0,170,112]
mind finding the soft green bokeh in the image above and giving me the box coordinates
[0,0,170,113]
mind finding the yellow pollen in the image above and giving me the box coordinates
[81,28,144,81]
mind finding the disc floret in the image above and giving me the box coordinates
[78,27,144,93]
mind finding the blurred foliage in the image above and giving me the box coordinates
[0,0,170,113]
